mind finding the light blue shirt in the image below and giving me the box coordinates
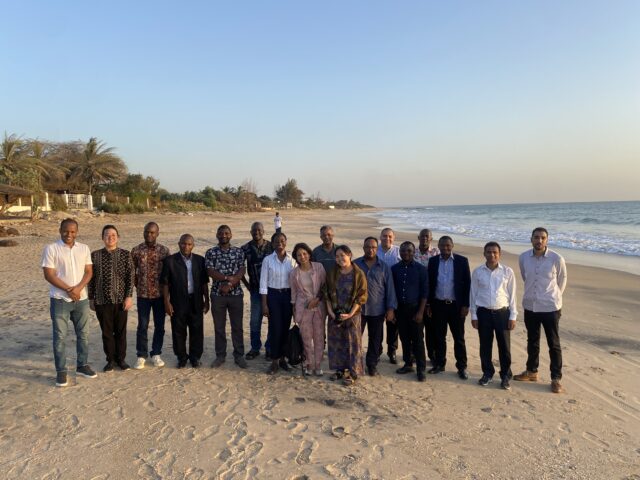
[436,254,456,300]
[181,253,194,294]
[377,245,400,268]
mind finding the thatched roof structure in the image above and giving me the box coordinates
[0,184,33,196]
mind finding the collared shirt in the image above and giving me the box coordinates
[205,245,245,297]
[242,240,273,292]
[519,248,567,312]
[41,239,92,301]
[470,263,517,320]
[88,248,134,305]
[312,244,337,273]
[181,254,194,294]
[354,256,397,316]
[259,251,297,294]
[377,244,401,268]
[131,242,170,299]
[435,254,456,300]
[274,216,282,229]
[414,246,440,268]
[391,260,428,305]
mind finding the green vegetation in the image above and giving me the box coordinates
[1,132,372,213]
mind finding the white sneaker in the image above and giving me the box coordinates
[151,355,165,367]
[133,357,145,370]
[315,369,323,377]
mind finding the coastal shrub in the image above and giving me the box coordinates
[51,195,67,211]
[99,202,147,214]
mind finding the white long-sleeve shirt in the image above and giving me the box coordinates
[259,251,297,294]
[519,248,567,312]
[470,263,517,321]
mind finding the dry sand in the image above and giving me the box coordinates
[1,209,638,480]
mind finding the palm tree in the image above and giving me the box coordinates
[68,137,127,195]
[0,132,26,183]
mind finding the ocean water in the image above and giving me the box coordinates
[372,201,640,259]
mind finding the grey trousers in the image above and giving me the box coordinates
[211,295,245,360]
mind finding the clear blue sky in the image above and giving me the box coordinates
[3,1,639,206]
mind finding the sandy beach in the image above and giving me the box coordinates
[1,209,638,480]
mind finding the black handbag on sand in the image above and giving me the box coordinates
[284,324,306,366]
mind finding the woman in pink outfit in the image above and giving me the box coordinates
[289,243,327,376]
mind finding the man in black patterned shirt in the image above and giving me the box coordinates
[205,225,247,369]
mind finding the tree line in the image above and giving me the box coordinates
[1,133,371,212]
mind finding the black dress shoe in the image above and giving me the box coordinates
[279,359,291,371]
[388,353,398,365]
[458,369,469,380]
[191,360,202,368]
[367,366,380,377]
[417,371,426,382]
[428,366,445,374]
[177,359,188,369]
[396,364,415,374]
[118,362,131,371]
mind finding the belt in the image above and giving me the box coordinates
[435,298,456,304]
[478,306,508,313]
[268,287,291,293]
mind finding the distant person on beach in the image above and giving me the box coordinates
[260,232,297,375]
[514,227,567,394]
[377,227,401,364]
[41,218,96,387]
[131,222,170,370]
[391,241,429,382]
[89,225,135,372]
[427,236,471,379]
[354,237,396,377]
[470,242,517,390]
[289,242,327,376]
[311,225,337,273]
[205,225,247,369]
[241,222,274,360]
[161,234,210,368]
[274,212,282,234]
[324,245,368,386]
[414,228,440,365]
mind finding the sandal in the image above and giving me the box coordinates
[342,370,355,386]
[329,370,344,381]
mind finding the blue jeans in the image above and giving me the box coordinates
[49,298,90,372]
[249,291,270,353]
[136,297,166,357]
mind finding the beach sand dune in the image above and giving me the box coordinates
[1,210,638,479]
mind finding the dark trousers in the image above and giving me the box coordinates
[211,295,245,360]
[477,307,512,379]
[423,309,436,363]
[386,320,398,355]
[136,297,166,358]
[95,303,128,364]
[266,288,292,359]
[432,299,467,370]
[171,295,204,363]
[361,314,385,368]
[396,303,427,371]
[524,309,563,380]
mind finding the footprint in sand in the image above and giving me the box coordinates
[582,432,610,449]
[295,440,315,465]
[558,422,571,433]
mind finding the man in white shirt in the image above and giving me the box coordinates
[41,218,96,387]
[273,212,282,234]
[470,242,517,390]
[514,227,567,394]
[377,227,401,364]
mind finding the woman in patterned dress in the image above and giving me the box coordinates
[324,245,368,385]
[89,225,134,372]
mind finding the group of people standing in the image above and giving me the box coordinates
[42,218,567,394]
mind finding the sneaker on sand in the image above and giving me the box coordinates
[478,374,493,386]
[133,357,145,370]
[103,362,115,373]
[211,357,225,368]
[151,355,165,367]
[236,357,248,369]
[315,369,324,377]
[56,371,68,387]
[77,365,97,378]
[501,377,511,390]
[513,370,538,382]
